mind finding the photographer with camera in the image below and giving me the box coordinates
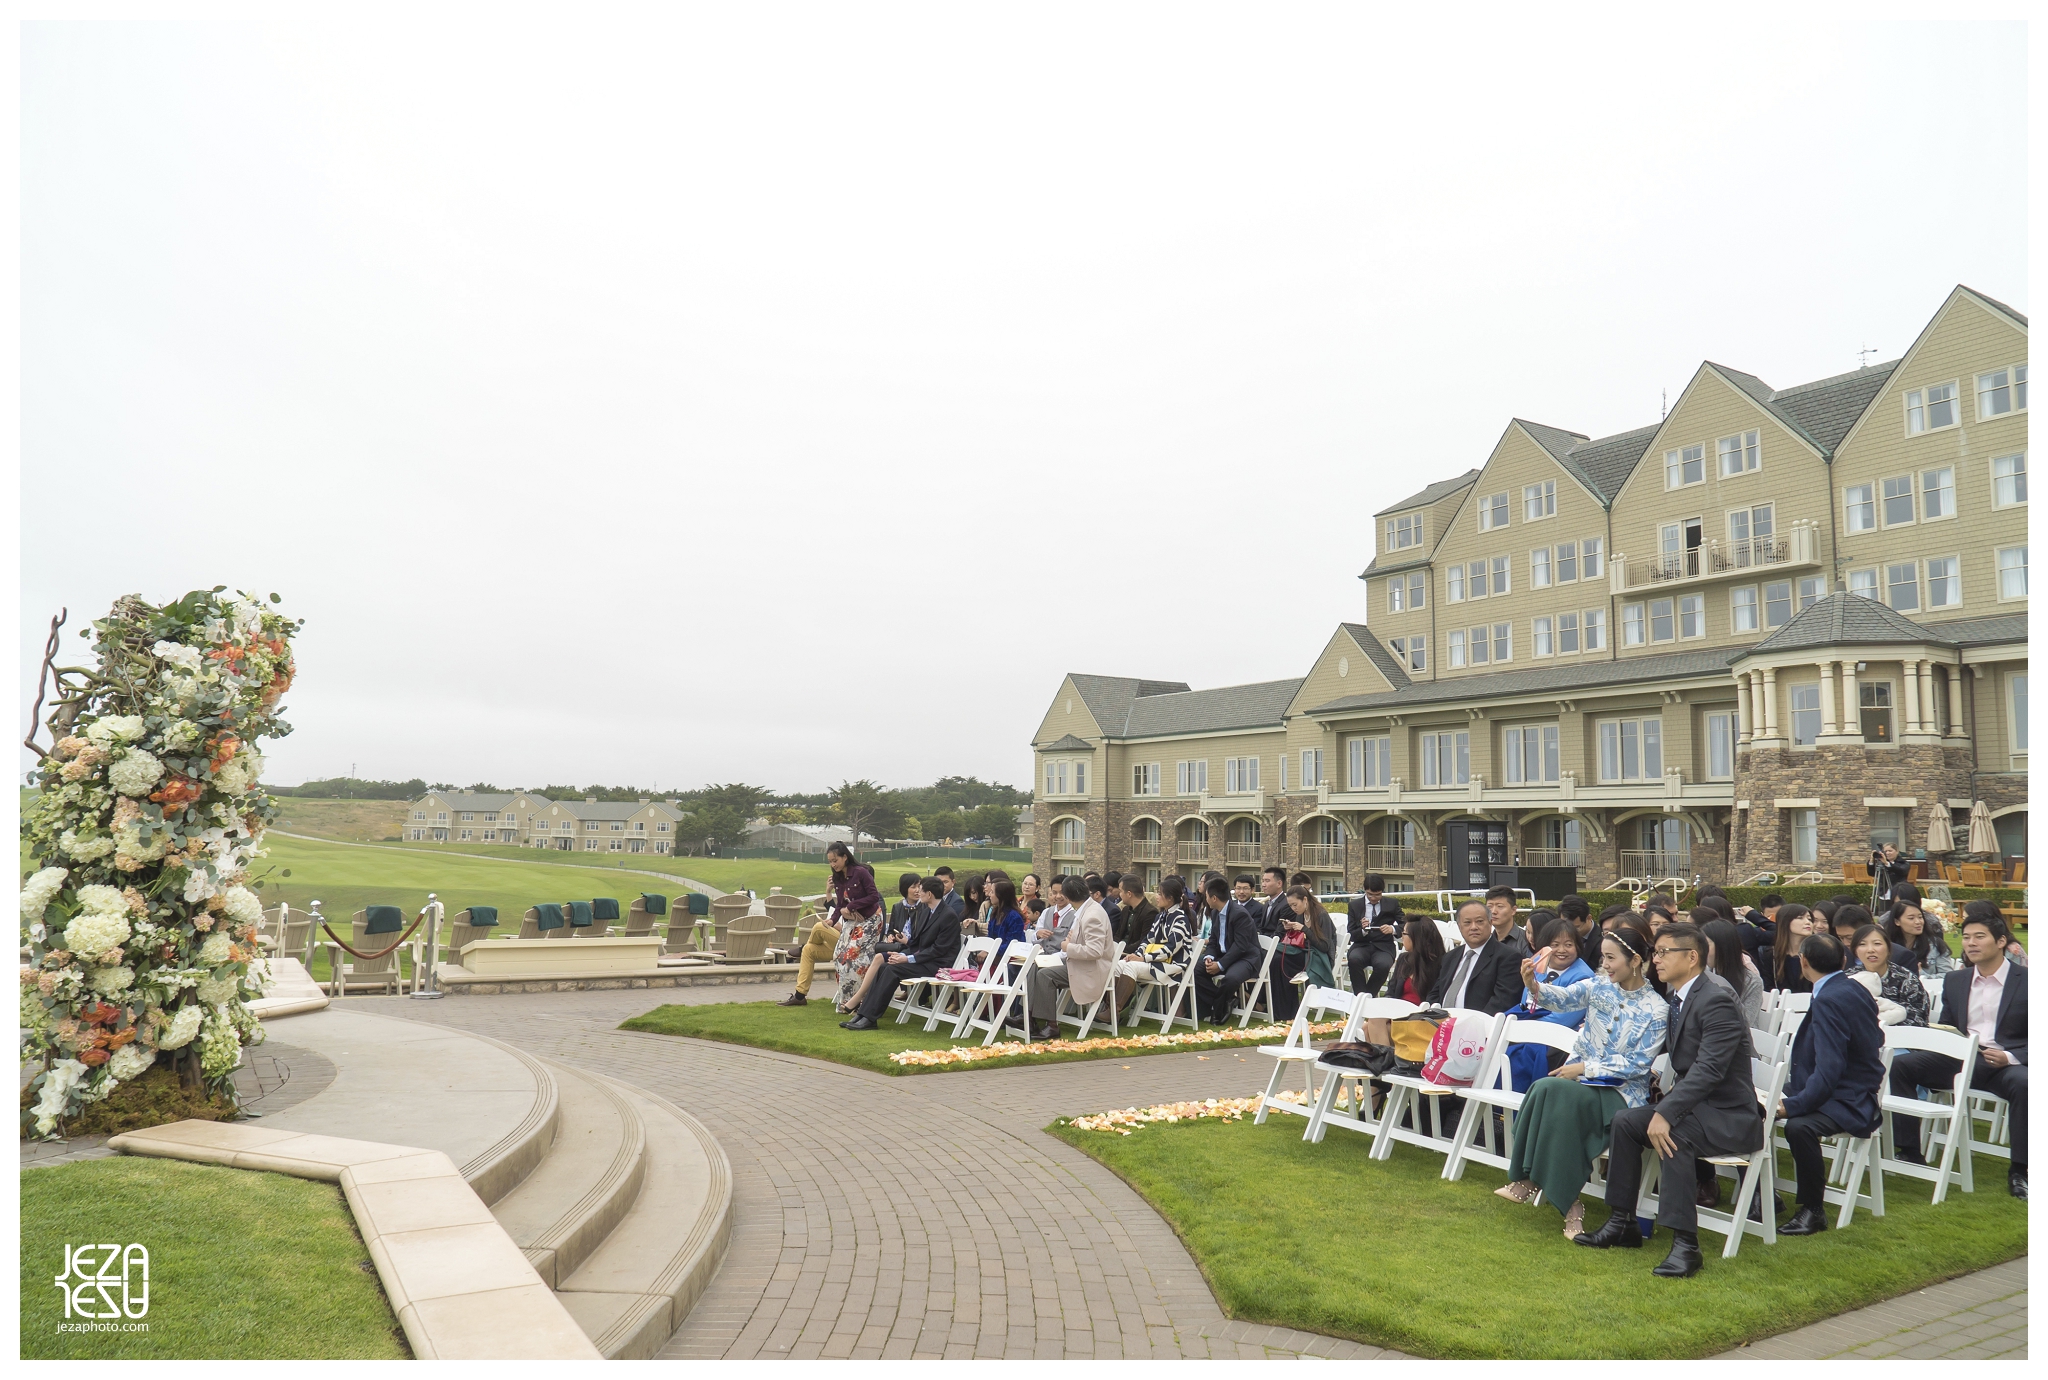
[1871,843,1913,909]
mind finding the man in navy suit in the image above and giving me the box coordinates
[1195,875,1263,1022]
[1776,933,1887,1234]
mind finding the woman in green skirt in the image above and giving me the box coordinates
[1493,924,1668,1238]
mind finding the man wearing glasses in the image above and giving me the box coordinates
[1575,922,1761,1278]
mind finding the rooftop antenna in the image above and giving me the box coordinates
[1857,344,1879,368]
[1661,388,1667,420]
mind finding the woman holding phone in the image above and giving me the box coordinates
[1493,925,1668,1240]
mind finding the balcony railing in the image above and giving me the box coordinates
[1520,847,1584,869]
[1129,840,1163,862]
[1299,843,1345,869]
[1715,536,1789,571]
[1224,842,1264,865]
[1175,841,1210,864]
[1365,845,1415,872]
[1051,839,1086,861]
[1618,850,1690,878]
[1615,522,1819,593]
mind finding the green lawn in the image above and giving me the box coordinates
[21,1157,409,1359]
[1049,1114,2027,1359]
[620,995,1271,1075]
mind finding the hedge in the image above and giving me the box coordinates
[1549,885,2026,914]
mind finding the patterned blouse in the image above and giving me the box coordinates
[1873,961,1930,1026]
[1136,906,1195,969]
[1532,976,1670,1109]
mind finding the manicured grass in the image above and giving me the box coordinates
[1049,1113,2027,1359]
[21,1156,409,1359]
[620,994,1263,1076]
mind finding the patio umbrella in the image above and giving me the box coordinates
[1926,803,1955,854]
[1967,800,1998,856]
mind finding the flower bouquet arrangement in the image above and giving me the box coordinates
[20,588,300,1138]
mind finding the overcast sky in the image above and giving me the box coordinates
[20,10,2028,795]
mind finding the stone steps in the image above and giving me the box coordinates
[487,1067,646,1288]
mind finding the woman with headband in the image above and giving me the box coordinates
[1493,921,1670,1240]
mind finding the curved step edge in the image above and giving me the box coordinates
[449,1031,561,1206]
[501,1059,648,1287]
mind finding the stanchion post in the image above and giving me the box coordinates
[413,895,446,999]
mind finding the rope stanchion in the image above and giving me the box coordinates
[320,917,425,962]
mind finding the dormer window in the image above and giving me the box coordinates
[1386,513,1423,550]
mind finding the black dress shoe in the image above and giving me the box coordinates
[1749,1191,1780,1223]
[778,992,807,1007]
[1778,1205,1828,1236]
[1651,1233,1703,1278]
[2010,1169,2028,1199]
[1572,1211,1643,1250]
[843,1016,878,1031]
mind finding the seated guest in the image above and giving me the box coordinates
[1776,933,1887,1235]
[1496,924,1667,1239]
[1700,916,1766,1030]
[1427,899,1526,1015]
[1829,903,1875,950]
[1598,902,1632,933]
[1385,917,1445,1008]
[1850,921,1928,1026]
[984,879,1027,961]
[1888,911,2028,1197]
[886,871,922,941]
[1232,874,1264,930]
[1964,899,2030,966]
[1087,874,1117,935]
[1519,917,1596,1029]
[1578,923,1763,1278]
[841,878,963,1030]
[1193,876,1264,1022]
[1271,885,1337,1018]
[1116,876,1195,1004]
[1486,886,1532,958]
[955,872,988,936]
[1034,885,1076,952]
[1024,876,1115,1039]
[1768,904,1818,993]
[1254,866,1290,937]
[1100,871,1123,934]
[1346,875,1403,998]
[1557,896,1598,962]
[1888,899,1955,977]
[1115,874,1157,951]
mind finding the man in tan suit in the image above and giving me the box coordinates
[1027,876,1114,1040]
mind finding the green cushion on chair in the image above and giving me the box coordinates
[466,906,498,927]
[640,893,668,915]
[534,903,565,931]
[591,897,620,921]
[687,892,711,916]
[566,901,593,927]
[364,905,405,933]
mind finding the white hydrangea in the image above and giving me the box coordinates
[196,972,238,1005]
[84,715,147,746]
[157,1005,204,1049]
[199,930,235,967]
[31,1059,90,1137]
[161,719,202,751]
[219,885,263,931]
[20,867,68,923]
[90,964,137,996]
[213,749,264,797]
[63,909,132,958]
[152,640,205,671]
[107,1043,155,1081]
[112,819,170,863]
[108,748,165,797]
[59,830,116,862]
[75,884,129,917]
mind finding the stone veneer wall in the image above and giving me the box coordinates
[1729,743,1976,880]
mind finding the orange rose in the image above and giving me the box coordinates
[78,1047,110,1066]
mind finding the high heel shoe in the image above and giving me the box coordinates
[1493,1180,1539,1206]
[1561,1201,1585,1239]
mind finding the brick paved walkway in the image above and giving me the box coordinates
[1716,1256,2027,1359]
[358,983,2026,1360]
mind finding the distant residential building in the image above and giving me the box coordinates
[743,821,879,853]
[524,798,684,854]
[1013,805,1034,851]
[406,791,547,844]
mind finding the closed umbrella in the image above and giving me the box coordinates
[1927,803,1955,855]
[1967,800,1998,856]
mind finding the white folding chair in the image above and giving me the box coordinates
[1129,936,1207,1035]
[1367,1009,1506,1166]
[905,937,998,1030]
[1301,995,1411,1141]
[1229,935,1280,1029]
[1966,1090,2013,1162]
[1878,1025,1983,1203]
[952,945,1039,1045]
[1254,986,1360,1126]
[1638,1053,1790,1258]
[1768,990,1811,1039]
[1442,1016,1579,1183]
[1054,941,1126,1040]
[889,938,972,1025]
[1919,974,1944,1025]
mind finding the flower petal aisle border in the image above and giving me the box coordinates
[1062,1087,1317,1136]
[20,590,300,1138]
[887,1020,1342,1067]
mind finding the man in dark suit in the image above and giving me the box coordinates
[932,867,967,929]
[1346,874,1402,997]
[1776,933,1887,1234]
[1255,867,1290,938]
[844,877,962,1029]
[1426,900,1524,1015]
[1115,875,1157,950]
[885,871,922,941]
[1195,876,1264,1022]
[1577,922,1762,1277]
[1888,910,2028,1198]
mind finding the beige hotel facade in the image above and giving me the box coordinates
[1030,286,2028,894]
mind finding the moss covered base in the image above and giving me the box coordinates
[20,1062,238,1139]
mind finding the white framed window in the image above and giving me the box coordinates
[1503,724,1560,784]
[1348,735,1391,789]
[1467,560,1488,600]
[1997,545,2028,600]
[1860,681,1894,743]
[1797,576,1824,612]
[1792,808,1818,866]
[1074,762,1088,794]
[1407,572,1426,609]
[610,821,624,831]
[1705,711,1736,780]
[656,821,670,833]
[1554,541,1577,584]
[1926,555,1962,609]
[1555,611,1579,654]
[1532,615,1553,657]
[585,822,599,832]
[1597,717,1663,782]
[1665,444,1705,488]
[1478,492,1510,530]
[461,811,474,822]
[413,811,425,820]
[1993,452,2027,507]
[1387,513,1423,550]
[1224,756,1261,794]
[1622,602,1645,647]
[1849,568,1879,599]
[1523,480,1556,521]
[1584,607,1607,650]
[1790,683,1822,746]
[1650,597,1675,643]
[1490,555,1510,595]
[1530,547,1552,588]
[1762,580,1792,628]
[1906,380,1959,434]
[1300,749,1323,788]
[2012,673,2029,753]
[1277,755,1287,791]
[1176,759,1209,795]
[1731,585,1759,633]
[1446,564,1466,602]
[1389,578,1408,612]
[1581,537,1603,581]
[1728,504,1774,564]
[1679,593,1704,639]
[1420,730,1470,787]
[1492,623,1511,662]
[1716,429,1760,477]
[459,829,473,840]
[1467,624,1490,665]
[1844,483,1875,533]
[1881,474,1915,527]
[1404,635,1427,671]
[436,812,448,821]
[1447,628,1467,668]
[1978,367,2025,420]
[1132,762,1161,796]
[1920,466,1955,521]
[1886,561,1920,611]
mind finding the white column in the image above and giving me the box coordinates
[1919,661,1939,733]
[1761,667,1780,738]
[1840,660,1862,740]
[1818,661,1838,736]
[1946,665,1966,738]
[1737,673,1755,745]
[1902,659,1922,734]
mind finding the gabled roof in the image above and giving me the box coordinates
[1766,362,1898,453]
[1743,594,2028,658]
[555,799,681,821]
[1307,647,1746,716]
[1559,424,1661,504]
[1374,469,1480,517]
[1705,363,1828,455]
[1120,677,1304,738]
[1963,284,2028,328]
[1042,734,1094,752]
[1063,674,1191,732]
[421,791,521,811]
[1340,622,1413,692]
[1514,419,1602,497]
